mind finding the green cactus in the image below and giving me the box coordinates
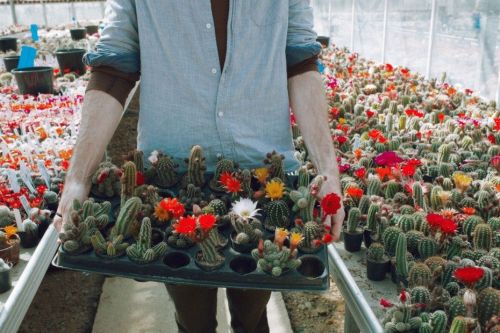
[43,190,59,207]
[409,263,432,288]
[385,181,401,199]
[203,199,227,217]
[126,217,168,264]
[418,237,438,260]
[367,242,385,262]
[411,286,431,306]
[302,221,322,249]
[91,160,122,198]
[185,145,206,187]
[475,266,493,291]
[289,175,324,222]
[406,230,425,256]
[473,223,493,251]
[251,239,301,277]
[463,215,483,237]
[145,152,179,188]
[430,186,442,211]
[412,182,426,210]
[297,166,310,188]
[231,216,263,245]
[477,287,500,327]
[367,203,380,232]
[395,233,409,281]
[442,261,459,286]
[398,215,415,232]
[358,195,371,214]
[438,144,450,163]
[197,231,224,265]
[120,161,137,208]
[178,183,205,207]
[382,226,403,256]
[114,197,142,238]
[209,157,236,191]
[367,177,382,196]
[346,207,361,233]
[91,228,129,258]
[448,316,466,333]
[447,236,465,259]
[430,310,447,333]
[265,200,290,230]
[264,151,285,181]
[442,178,453,191]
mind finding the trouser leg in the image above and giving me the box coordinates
[165,284,218,333]
[226,289,271,333]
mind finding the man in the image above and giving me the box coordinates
[54,1,345,332]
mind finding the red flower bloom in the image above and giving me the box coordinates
[136,172,145,186]
[439,218,457,235]
[224,177,242,194]
[160,198,185,219]
[378,135,388,144]
[336,135,348,145]
[438,113,445,123]
[454,267,484,286]
[97,170,108,184]
[406,159,422,167]
[173,216,196,235]
[374,151,403,166]
[322,233,333,244]
[346,187,363,200]
[36,185,47,195]
[494,118,500,131]
[321,193,342,215]
[399,290,409,303]
[488,134,496,144]
[198,214,216,231]
[375,167,392,180]
[366,110,375,118]
[401,164,416,177]
[380,298,393,308]
[385,64,394,72]
[368,129,382,140]
[354,168,366,179]
[491,155,500,171]
[219,171,233,186]
[426,213,444,229]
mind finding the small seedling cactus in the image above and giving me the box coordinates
[209,156,236,192]
[91,160,122,198]
[264,199,290,230]
[289,175,325,222]
[126,217,168,264]
[229,198,263,245]
[184,145,207,188]
[144,151,179,188]
[251,228,302,277]
[264,151,285,181]
[0,206,15,228]
[367,242,386,262]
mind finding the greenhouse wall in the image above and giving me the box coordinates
[312,0,500,103]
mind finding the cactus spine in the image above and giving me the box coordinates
[186,145,206,187]
[346,207,361,233]
[126,217,168,264]
[265,200,290,229]
[473,223,493,251]
[395,233,409,281]
[121,161,137,208]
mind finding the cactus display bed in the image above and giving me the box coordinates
[53,229,330,291]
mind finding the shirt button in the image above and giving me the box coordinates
[211,68,217,74]
[218,112,224,118]
[206,23,212,29]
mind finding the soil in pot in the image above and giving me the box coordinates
[343,229,363,252]
[12,67,54,95]
[230,231,257,254]
[55,49,86,76]
[0,37,17,52]
[194,250,225,272]
[0,235,20,266]
[3,56,19,72]
[70,28,86,41]
[366,256,389,281]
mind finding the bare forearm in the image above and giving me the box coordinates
[288,71,341,192]
[66,90,124,184]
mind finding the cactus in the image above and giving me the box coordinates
[447,236,465,260]
[367,203,380,231]
[473,223,493,251]
[395,233,409,281]
[0,206,15,228]
[210,157,236,191]
[302,221,322,249]
[475,266,493,291]
[289,175,324,222]
[264,200,290,230]
[419,323,432,333]
[463,215,483,237]
[91,160,122,198]
[385,181,401,199]
[418,238,438,260]
[91,228,129,257]
[126,217,167,264]
[251,239,301,277]
[430,186,442,211]
[448,317,466,333]
[43,190,59,207]
[367,177,382,196]
[124,150,144,174]
[406,230,425,257]
[430,310,447,333]
[346,207,361,233]
[437,144,450,163]
[297,166,310,188]
[382,226,403,256]
[367,242,385,262]
[411,286,431,306]
[412,182,426,210]
[145,151,178,188]
[358,195,371,214]
[178,183,205,207]
[185,145,206,187]
[231,216,263,245]
[448,296,466,321]
[203,199,227,217]
[114,197,142,238]
[120,161,137,207]
[477,287,500,327]
[409,263,432,288]
[264,151,285,181]
[398,215,415,232]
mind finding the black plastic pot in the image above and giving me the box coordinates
[366,257,389,281]
[55,48,86,76]
[230,232,257,254]
[70,28,86,41]
[12,67,54,95]
[85,25,99,35]
[18,231,39,249]
[3,56,19,72]
[343,230,363,252]
[0,269,12,293]
[363,229,374,249]
[0,37,17,52]
[316,36,330,48]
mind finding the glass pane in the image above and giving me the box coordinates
[352,0,384,61]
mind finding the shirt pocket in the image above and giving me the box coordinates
[249,0,287,27]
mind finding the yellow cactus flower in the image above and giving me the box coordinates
[290,232,303,248]
[437,191,451,206]
[339,118,346,125]
[265,180,285,200]
[4,225,17,237]
[274,228,289,245]
[452,172,472,192]
[254,167,269,184]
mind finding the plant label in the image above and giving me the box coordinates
[18,46,37,69]
[37,160,51,187]
[13,209,24,232]
[19,162,36,193]
[19,196,31,215]
[7,169,20,193]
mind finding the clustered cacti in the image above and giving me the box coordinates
[144,151,179,188]
[91,160,122,198]
[230,214,263,245]
[126,217,167,264]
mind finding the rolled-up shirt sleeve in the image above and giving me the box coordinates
[287,0,322,77]
[84,0,140,73]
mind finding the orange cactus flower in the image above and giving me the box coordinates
[354,149,363,160]
[4,225,17,237]
[462,207,475,215]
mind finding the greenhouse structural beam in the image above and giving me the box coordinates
[9,0,17,25]
[41,0,48,28]
[426,0,437,78]
[327,245,383,333]
[381,0,389,64]
[327,0,332,38]
[350,0,356,51]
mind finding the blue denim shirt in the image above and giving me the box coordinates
[84,0,321,172]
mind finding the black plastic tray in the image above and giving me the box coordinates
[52,229,330,291]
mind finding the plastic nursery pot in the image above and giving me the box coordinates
[389,260,409,287]
[366,257,389,281]
[163,251,190,269]
[343,229,363,253]
[85,25,99,35]
[0,37,17,52]
[299,243,323,254]
[229,256,257,275]
[0,235,20,266]
[194,250,225,272]
[18,231,39,248]
[297,256,326,279]
[363,229,374,249]
[230,231,257,254]
[70,28,86,41]
[0,267,12,293]
[37,218,51,239]
[3,56,20,72]
[12,67,54,95]
[55,48,86,76]
[316,36,330,48]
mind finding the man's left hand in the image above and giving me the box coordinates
[319,175,345,242]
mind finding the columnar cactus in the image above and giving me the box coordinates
[398,215,415,232]
[289,175,324,222]
[406,230,425,257]
[126,217,168,264]
[463,215,483,238]
[411,286,431,306]
[448,317,466,333]
[367,203,380,232]
[264,151,285,181]
[297,166,310,188]
[114,197,142,238]
[210,157,236,191]
[412,182,426,210]
[385,181,401,199]
[120,161,137,207]
[429,310,447,333]
[438,144,450,163]
[346,207,361,233]
[418,237,438,259]
[477,287,500,327]
[367,177,382,196]
[409,263,432,288]
[395,233,409,281]
[185,145,206,187]
[264,200,290,229]
[382,226,403,256]
[358,195,371,214]
[473,223,493,251]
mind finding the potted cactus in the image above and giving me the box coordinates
[18,219,39,248]
[343,207,363,252]
[126,217,168,264]
[263,179,290,231]
[251,228,302,277]
[173,213,225,271]
[43,190,59,211]
[144,151,179,188]
[228,198,263,253]
[0,258,12,293]
[366,242,390,281]
[91,160,122,198]
[0,226,20,265]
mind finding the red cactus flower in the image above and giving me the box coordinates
[401,164,416,177]
[366,110,375,118]
[173,216,196,235]
[385,64,394,72]
[224,177,242,194]
[491,155,500,171]
[488,134,496,144]
[219,171,233,186]
[159,198,185,219]
[36,185,47,195]
[198,214,216,231]
[368,129,382,140]
[322,233,333,244]
[136,172,145,186]
[354,168,366,179]
[380,298,393,308]
[346,187,363,200]
[399,289,409,303]
[375,167,392,180]
[374,151,403,167]
[320,193,342,215]
[439,218,457,235]
[454,267,484,287]
[426,213,444,229]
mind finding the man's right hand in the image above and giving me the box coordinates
[53,180,91,233]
